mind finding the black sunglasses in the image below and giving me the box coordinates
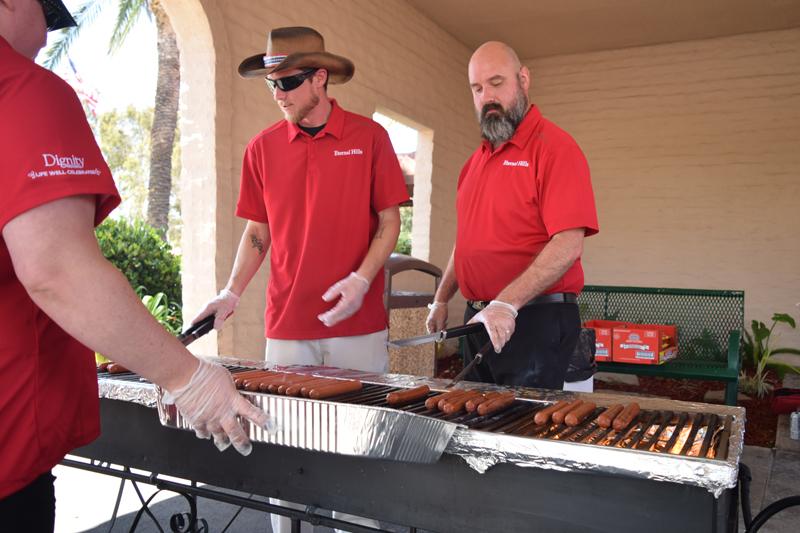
[264,69,318,93]
[38,0,77,32]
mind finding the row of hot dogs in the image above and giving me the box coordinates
[101,365,643,431]
[386,386,515,416]
[389,386,641,429]
[534,399,640,430]
[232,370,364,400]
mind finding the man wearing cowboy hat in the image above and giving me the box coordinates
[0,1,272,529]
[191,26,408,531]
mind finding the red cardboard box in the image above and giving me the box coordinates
[583,320,629,362]
[612,324,677,365]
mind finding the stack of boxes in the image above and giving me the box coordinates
[583,320,678,365]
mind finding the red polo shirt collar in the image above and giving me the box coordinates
[286,98,345,142]
[481,104,542,154]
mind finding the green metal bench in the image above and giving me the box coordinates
[578,285,745,406]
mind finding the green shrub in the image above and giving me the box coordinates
[141,292,182,335]
[394,206,412,255]
[96,218,182,327]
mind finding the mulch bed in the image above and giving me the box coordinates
[435,355,780,447]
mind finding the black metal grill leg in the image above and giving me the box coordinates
[290,518,301,533]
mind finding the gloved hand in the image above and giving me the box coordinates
[468,300,518,353]
[318,272,370,327]
[426,301,448,333]
[162,359,273,456]
[191,288,240,331]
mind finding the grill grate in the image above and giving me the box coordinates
[316,382,731,460]
[99,366,731,460]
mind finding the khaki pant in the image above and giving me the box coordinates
[265,329,387,533]
[265,329,388,373]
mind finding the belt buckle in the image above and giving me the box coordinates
[471,300,488,310]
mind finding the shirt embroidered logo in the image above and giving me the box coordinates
[333,148,364,156]
[502,160,529,167]
[42,153,85,169]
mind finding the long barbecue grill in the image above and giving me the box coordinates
[77,357,745,532]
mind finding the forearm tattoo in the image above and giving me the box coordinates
[250,234,264,255]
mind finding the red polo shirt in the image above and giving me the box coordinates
[455,105,599,301]
[237,100,409,339]
[0,37,120,499]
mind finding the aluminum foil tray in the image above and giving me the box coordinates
[157,388,458,464]
[100,356,744,495]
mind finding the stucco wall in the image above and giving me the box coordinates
[175,0,476,358]
[527,28,800,347]
[173,0,799,358]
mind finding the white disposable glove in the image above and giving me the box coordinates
[162,359,273,456]
[426,301,448,334]
[468,300,518,353]
[191,288,240,331]
[318,272,370,327]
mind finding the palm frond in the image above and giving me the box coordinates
[108,0,150,54]
[42,0,105,70]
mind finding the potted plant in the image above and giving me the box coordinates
[739,313,800,398]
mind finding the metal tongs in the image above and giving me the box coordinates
[387,323,485,348]
[446,341,493,388]
[177,315,215,347]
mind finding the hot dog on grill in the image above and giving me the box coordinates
[565,402,597,427]
[597,404,624,428]
[241,372,280,391]
[301,378,338,397]
[266,374,305,393]
[441,390,483,415]
[439,390,473,411]
[107,363,130,374]
[466,392,502,413]
[249,373,295,392]
[308,380,362,399]
[534,400,569,425]
[246,372,288,391]
[233,369,271,387]
[552,399,583,425]
[425,390,462,411]
[286,378,331,397]
[277,374,316,395]
[386,385,430,406]
[612,402,640,431]
[476,392,516,416]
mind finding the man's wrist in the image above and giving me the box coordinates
[351,271,370,286]
[488,299,519,318]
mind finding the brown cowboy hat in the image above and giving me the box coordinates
[238,26,354,83]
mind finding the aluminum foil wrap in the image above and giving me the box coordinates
[102,357,744,496]
[97,375,158,408]
[267,362,745,497]
[158,389,457,464]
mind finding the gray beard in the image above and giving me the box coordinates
[479,92,528,146]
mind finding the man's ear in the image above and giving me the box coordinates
[316,68,329,88]
[519,65,531,93]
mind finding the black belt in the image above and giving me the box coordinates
[468,292,577,311]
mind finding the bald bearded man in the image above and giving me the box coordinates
[427,42,599,389]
